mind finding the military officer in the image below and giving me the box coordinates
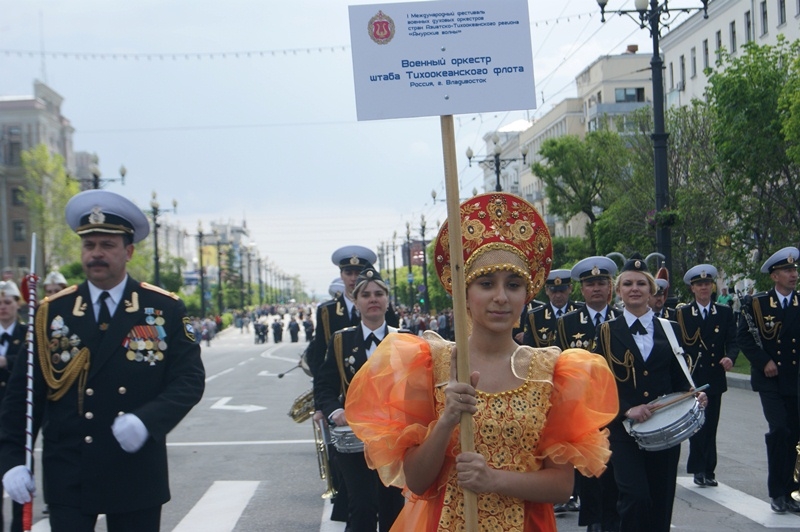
[521,269,582,349]
[0,280,25,532]
[650,279,676,319]
[316,266,404,531]
[677,264,738,488]
[738,246,800,513]
[0,189,205,532]
[558,256,620,532]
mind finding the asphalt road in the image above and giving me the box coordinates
[9,320,800,531]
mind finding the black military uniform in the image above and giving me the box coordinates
[316,267,404,532]
[595,256,693,532]
[677,264,738,487]
[0,190,205,532]
[737,246,800,513]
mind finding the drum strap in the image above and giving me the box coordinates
[657,317,697,389]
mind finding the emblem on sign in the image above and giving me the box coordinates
[368,11,395,45]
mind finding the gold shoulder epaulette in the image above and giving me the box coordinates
[43,284,78,303]
[140,282,180,300]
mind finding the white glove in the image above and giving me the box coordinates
[112,413,149,453]
[3,465,35,504]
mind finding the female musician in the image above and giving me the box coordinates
[594,255,708,532]
[315,265,404,531]
[345,193,618,531]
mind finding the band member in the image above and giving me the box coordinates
[316,266,404,531]
[0,189,205,532]
[677,264,738,488]
[345,192,618,531]
[521,269,583,349]
[43,271,69,298]
[558,256,620,532]
[595,254,707,532]
[0,281,24,532]
[737,246,800,513]
[650,279,675,319]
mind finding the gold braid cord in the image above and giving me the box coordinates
[36,300,91,413]
[321,306,332,342]
[333,333,350,401]
[676,311,703,347]
[600,322,636,388]
[753,297,781,341]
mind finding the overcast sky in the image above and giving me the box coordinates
[0,0,668,298]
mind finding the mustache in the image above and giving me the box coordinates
[87,260,109,268]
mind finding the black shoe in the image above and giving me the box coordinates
[554,503,568,514]
[566,496,580,511]
[587,524,603,532]
[771,496,788,513]
[693,473,706,486]
[785,497,800,513]
[704,475,718,487]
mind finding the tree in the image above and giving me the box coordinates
[531,128,629,254]
[21,144,81,270]
[706,36,800,273]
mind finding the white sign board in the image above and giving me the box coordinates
[349,0,536,121]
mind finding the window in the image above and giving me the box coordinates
[12,221,26,242]
[715,30,722,62]
[615,88,645,102]
[730,21,737,52]
[690,47,697,77]
[761,1,769,35]
[745,11,753,42]
[11,188,24,206]
[703,39,710,69]
[15,256,26,269]
[680,55,686,87]
[778,0,786,24]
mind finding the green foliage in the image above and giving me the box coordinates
[550,237,592,270]
[58,261,85,286]
[531,127,629,253]
[780,53,800,167]
[706,36,800,274]
[21,145,82,270]
[160,256,185,294]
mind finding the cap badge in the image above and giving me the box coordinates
[88,206,105,224]
[554,277,562,286]
[366,270,374,278]
[349,256,360,266]
[700,270,707,278]
[634,260,642,268]
[789,255,796,264]
[591,266,600,276]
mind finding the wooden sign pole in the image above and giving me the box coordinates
[439,114,477,531]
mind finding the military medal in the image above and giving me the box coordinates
[145,308,156,325]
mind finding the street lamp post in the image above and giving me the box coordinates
[466,133,528,192]
[214,229,224,315]
[392,231,398,306]
[596,0,708,274]
[420,215,429,312]
[197,221,206,318]
[257,257,264,307]
[406,221,413,307]
[149,192,177,287]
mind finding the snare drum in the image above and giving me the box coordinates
[331,426,364,454]
[626,392,705,451]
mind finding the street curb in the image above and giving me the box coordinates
[726,372,752,392]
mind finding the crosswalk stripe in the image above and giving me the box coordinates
[172,480,259,532]
[677,477,800,528]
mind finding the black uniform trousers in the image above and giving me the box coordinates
[48,504,161,532]
[687,392,722,478]
[335,451,404,532]
[757,390,800,498]
[610,435,680,532]
[578,464,619,530]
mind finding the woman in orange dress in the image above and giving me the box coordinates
[346,193,619,531]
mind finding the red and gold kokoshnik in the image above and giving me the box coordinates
[433,193,553,301]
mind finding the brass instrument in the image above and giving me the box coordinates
[288,388,314,423]
[793,442,800,502]
[314,417,337,499]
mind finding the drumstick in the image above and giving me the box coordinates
[649,384,710,413]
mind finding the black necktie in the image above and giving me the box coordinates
[350,305,358,323]
[364,333,380,350]
[0,332,10,346]
[98,291,111,331]
[702,308,708,320]
[783,298,790,310]
[556,309,563,318]
[630,319,647,335]
[594,313,601,327]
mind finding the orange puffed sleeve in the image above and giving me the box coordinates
[537,349,619,477]
[345,333,444,492]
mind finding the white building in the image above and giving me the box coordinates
[660,0,800,107]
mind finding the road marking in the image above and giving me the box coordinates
[168,439,313,447]
[210,397,267,413]
[677,477,800,528]
[205,368,235,383]
[172,480,259,532]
